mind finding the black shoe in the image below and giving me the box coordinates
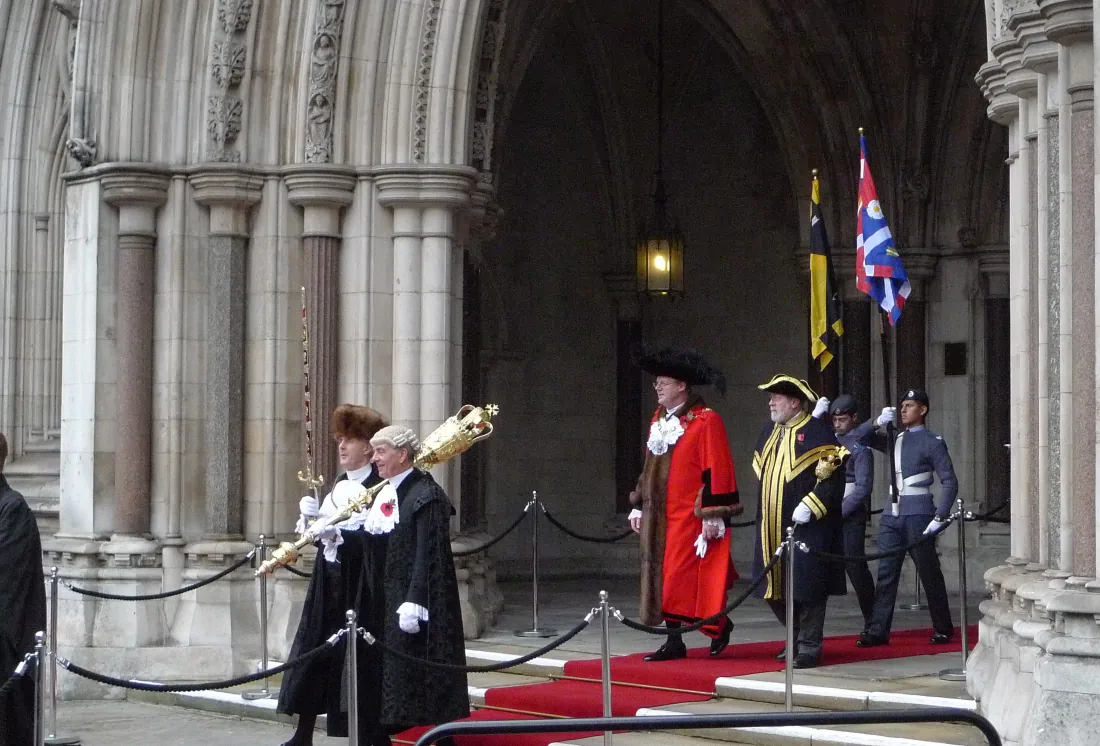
[709,618,733,657]
[856,632,888,648]
[775,646,787,661]
[793,653,819,669]
[644,639,687,661]
[930,632,953,645]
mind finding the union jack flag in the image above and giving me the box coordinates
[856,134,910,325]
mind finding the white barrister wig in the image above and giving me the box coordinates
[370,424,420,455]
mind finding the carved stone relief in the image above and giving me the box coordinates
[53,0,95,168]
[207,0,254,161]
[412,0,444,163]
[304,0,347,163]
[470,0,509,182]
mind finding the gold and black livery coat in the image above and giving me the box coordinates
[751,412,849,603]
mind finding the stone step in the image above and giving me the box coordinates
[714,674,976,713]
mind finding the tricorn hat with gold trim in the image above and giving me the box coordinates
[632,343,726,395]
[758,374,817,403]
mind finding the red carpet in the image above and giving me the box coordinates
[562,625,979,693]
[395,625,978,746]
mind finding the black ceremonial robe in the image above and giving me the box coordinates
[380,469,469,730]
[277,466,387,737]
[751,412,848,605]
[0,475,46,746]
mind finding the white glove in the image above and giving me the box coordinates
[877,407,897,427]
[792,503,812,524]
[318,525,343,563]
[923,517,949,536]
[299,495,320,517]
[628,508,642,534]
[397,602,428,634]
[812,397,830,419]
[694,533,708,558]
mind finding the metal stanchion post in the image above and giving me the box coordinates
[940,498,968,682]
[243,535,271,700]
[346,610,359,746]
[516,492,557,638]
[599,590,613,746]
[34,631,46,746]
[45,568,79,746]
[784,527,795,713]
[900,565,929,611]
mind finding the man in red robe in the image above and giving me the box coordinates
[628,344,742,661]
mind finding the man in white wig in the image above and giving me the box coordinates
[369,425,469,739]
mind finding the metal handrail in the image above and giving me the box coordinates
[412,708,1002,746]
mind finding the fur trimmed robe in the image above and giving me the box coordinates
[629,394,742,636]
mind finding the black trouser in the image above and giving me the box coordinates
[843,509,876,627]
[867,513,953,639]
[766,597,828,661]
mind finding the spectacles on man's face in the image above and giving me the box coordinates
[653,380,678,390]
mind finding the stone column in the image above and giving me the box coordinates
[286,167,357,486]
[102,171,170,545]
[604,272,643,515]
[840,279,873,418]
[375,166,476,498]
[190,169,264,540]
[982,256,1012,522]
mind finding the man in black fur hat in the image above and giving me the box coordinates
[628,344,743,661]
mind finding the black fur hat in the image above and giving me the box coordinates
[632,343,727,395]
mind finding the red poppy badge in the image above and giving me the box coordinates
[380,501,395,517]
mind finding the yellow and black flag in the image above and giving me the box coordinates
[810,171,844,370]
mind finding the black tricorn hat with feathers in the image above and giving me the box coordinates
[631,343,727,395]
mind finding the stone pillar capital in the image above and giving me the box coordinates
[1039,0,1093,46]
[101,169,170,237]
[1013,7,1060,73]
[284,165,357,237]
[900,252,938,301]
[977,61,1020,126]
[373,164,477,209]
[189,167,264,237]
[995,37,1039,98]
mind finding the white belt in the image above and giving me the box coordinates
[844,482,856,498]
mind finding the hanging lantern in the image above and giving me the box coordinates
[637,181,684,297]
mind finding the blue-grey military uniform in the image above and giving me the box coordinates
[834,422,876,625]
[854,398,957,641]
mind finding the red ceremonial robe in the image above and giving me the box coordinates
[630,395,741,637]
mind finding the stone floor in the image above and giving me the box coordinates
[50,577,988,746]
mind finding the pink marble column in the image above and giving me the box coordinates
[102,172,170,538]
[286,167,356,485]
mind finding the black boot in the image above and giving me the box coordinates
[281,713,317,746]
[644,621,686,661]
[709,616,733,657]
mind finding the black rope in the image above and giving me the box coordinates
[64,550,256,601]
[59,632,342,692]
[797,516,956,563]
[281,563,313,578]
[453,504,532,557]
[0,657,32,699]
[729,517,755,528]
[541,506,633,544]
[967,501,1009,522]
[364,615,592,673]
[871,507,885,516]
[614,549,783,636]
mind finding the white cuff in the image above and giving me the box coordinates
[397,601,429,621]
[294,514,310,535]
[628,508,642,521]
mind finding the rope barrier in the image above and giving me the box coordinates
[360,614,594,673]
[58,630,344,692]
[966,501,1009,522]
[453,501,533,557]
[0,655,33,699]
[281,563,313,579]
[541,505,633,543]
[613,547,784,636]
[796,514,958,564]
[729,517,756,528]
[64,549,256,601]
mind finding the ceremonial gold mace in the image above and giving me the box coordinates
[257,403,498,575]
